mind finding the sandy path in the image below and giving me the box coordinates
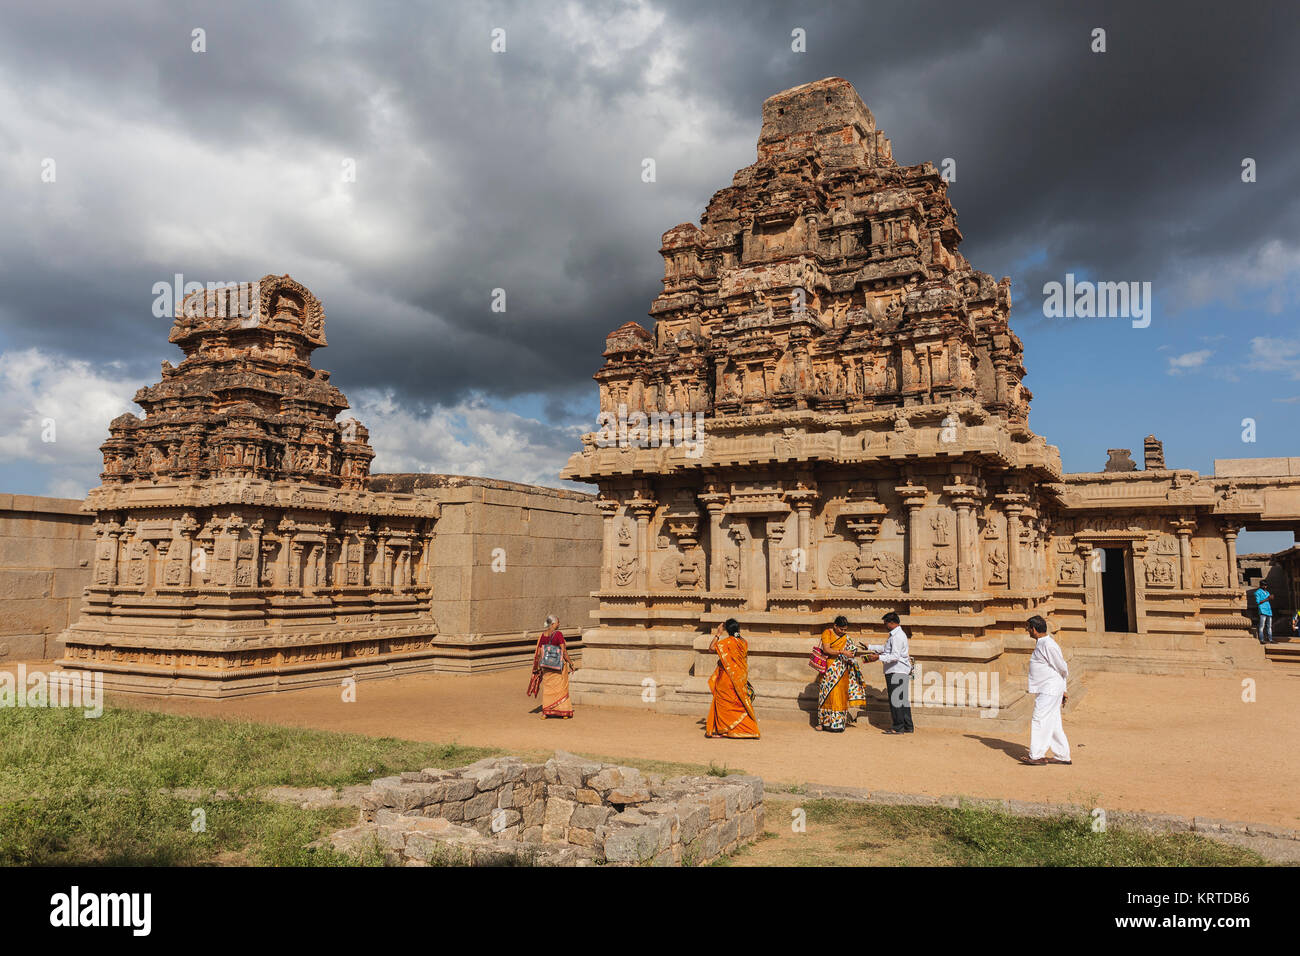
[83,666,1300,829]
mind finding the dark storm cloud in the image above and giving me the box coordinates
[0,0,1296,419]
[654,0,1300,318]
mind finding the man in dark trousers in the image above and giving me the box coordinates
[866,612,914,734]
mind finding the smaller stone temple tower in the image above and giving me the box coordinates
[99,275,375,490]
[61,275,441,696]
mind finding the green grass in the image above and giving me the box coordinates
[729,799,1270,867]
[0,706,497,866]
[1,708,1271,867]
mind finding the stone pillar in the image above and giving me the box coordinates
[420,530,436,588]
[105,526,122,587]
[277,519,295,589]
[1173,517,1196,590]
[153,540,170,590]
[356,530,373,587]
[945,478,980,592]
[1084,544,1104,632]
[629,498,656,592]
[371,534,386,588]
[956,499,975,590]
[1131,537,1150,632]
[699,492,727,592]
[1002,502,1025,592]
[390,545,404,591]
[896,481,928,593]
[786,487,817,590]
[752,519,772,610]
[249,520,264,589]
[178,517,196,587]
[764,516,788,601]
[596,499,620,591]
[224,518,245,588]
[1222,523,1241,589]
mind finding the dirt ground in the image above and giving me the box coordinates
[67,665,1299,830]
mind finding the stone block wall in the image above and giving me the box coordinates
[332,751,764,866]
[368,474,601,670]
[0,495,95,662]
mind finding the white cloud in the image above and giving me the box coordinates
[345,389,586,489]
[1169,239,1300,316]
[0,348,145,496]
[1166,349,1212,375]
[1247,336,1300,379]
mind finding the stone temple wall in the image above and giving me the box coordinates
[368,474,601,671]
[0,482,600,682]
[0,495,96,662]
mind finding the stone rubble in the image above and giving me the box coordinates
[329,751,764,866]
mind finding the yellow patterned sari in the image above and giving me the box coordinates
[817,628,866,731]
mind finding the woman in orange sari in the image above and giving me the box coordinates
[705,618,759,738]
[817,615,867,732]
[528,615,576,718]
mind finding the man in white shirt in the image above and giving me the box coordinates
[1021,615,1071,765]
[866,612,913,734]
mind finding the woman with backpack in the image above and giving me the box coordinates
[528,615,578,718]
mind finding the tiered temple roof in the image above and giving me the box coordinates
[99,274,373,489]
[591,77,1031,430]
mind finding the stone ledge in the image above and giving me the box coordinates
[0,494,93,517]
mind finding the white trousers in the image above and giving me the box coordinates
[1029,692,1070,761]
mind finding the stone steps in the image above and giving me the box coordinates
[1264,638,1300,666]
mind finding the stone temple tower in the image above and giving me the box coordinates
[61,274,441,696]
[561,78,1066,720]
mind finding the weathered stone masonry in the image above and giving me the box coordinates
[331,752,764,866]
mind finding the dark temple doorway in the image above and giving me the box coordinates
[1101,546,1132,632]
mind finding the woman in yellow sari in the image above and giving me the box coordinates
[817,615,867,732]
[705,618,760,738]
[528,615,577,718]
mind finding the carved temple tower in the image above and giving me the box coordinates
[561,78,1065,718]
[61,275,442,695]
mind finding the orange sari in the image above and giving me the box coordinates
[706,634,759,738]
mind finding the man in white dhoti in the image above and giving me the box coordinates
[1021,615,1071,765]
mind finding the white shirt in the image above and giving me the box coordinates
[1027,633,1068,695]
[868,626,912,676]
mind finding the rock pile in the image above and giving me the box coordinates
[329,751,764,866]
